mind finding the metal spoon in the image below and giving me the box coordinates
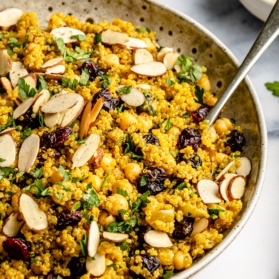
[205,0,279,126]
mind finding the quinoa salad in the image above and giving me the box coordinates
[0,8,252,279]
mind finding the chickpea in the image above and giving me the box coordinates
[84,174,102,192]
[112,179,133,194]
[113,167,125,180]
[208,126,217,142]
[173,250,193,270]
[137,112,153,133]
[124,163,141,182]
[197,74,211,92]
[119,111,138,133]
[11,193,20,208]
[100,153,116,172]
[223,117,233,130]
[102,54,119,68]
[30,256,43,275]
[98,211,116,228]
[105,194,129,216]
[167,126,180,137]
[214,119,228,135]
[49,168,64,184]
[216,152,229,164]
[204,95,218,107]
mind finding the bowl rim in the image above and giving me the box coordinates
[150,0,268,278]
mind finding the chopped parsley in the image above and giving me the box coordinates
[162,270,174,279]
[118,85,132,95]
[18,77,38,100]
[164,116,173,132]
[38,111,44,127]
[25,179,50,197]
[136,27,151,33]
[100,74,111,88]
[166,78,175,86]
[61,77,79,90]
[208,208,225,219]
[21,127,32,140]
[139,92,156,116]
[0,167,18,180]
[0,115,16,132]
[95,33,102,44]
[38,75,48,90]
[265,81,279,96]
[83,182,100,208]
[100,172,110,190]
[58,165,71,181]
[71,34,87,41]
[122,134,143,161]
[0,158,6,162]
[183,112,190,118]
[194,85,206,105]
[79,234,88,257]
[71,201,82,212]
[131,190,150,213]
[79,69,90,86]
[31,168,44,179]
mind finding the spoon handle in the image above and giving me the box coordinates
[205,0,279,126]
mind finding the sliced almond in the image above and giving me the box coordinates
[32,89,51,114]
[9,61,29,88]
[87,220,100,257]
[191,218,209,236]
[45,64,65,75]
[19,193,48,232]
[0,49,12,77]
[44,112,61,128]
[0,134,16,167]
[174,64,182,73]
[136,83,151,90]
[228,175,246,200]
[0,127,16,136]
[134,48,153,65]
[34,73,63,80]
[101,29,129,45]
[41,93,81,113]
[51,27,86,44]
[86,253,106,277]
[102,231,129,243]
[157,47,173,62]
[2,212,24,237]
[121,37,147,49]
[215,160,235,181]
[0,8,23,29]
[72,133,101,169]
[90,97,104,124]
[41,57,64,69]
[236,157,251,177]
[144,230,172,248]
[79,101,92,139]
[131,61,167,77]
[219,175,236,202]
[13,96,36,119]
[163,52,180,70]
[1,77,12,91]
[18,134,40,173]
[197,179,221,204]
[118,85,145,107]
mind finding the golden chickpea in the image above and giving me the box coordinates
[204,95,218,107]
[215,152,228,164]
[137,112,153,133]
[197,74,211,92]
[102,54,119,68]
[105,194,129,216]
[98,211,116,228]
[11,193,20,208]
[167,126,180,137]
[100,153,116,172]
[112,179,133,194]
[49,168,64,184]
[124,163,141,182]
[119,111,138,133]
[30,256,43,275]
[173,250,193,270]
[214,119,228,135]
[84,174,102,192]
[223,117,233,130]
[113,167,125,180]
[208,126,217,143]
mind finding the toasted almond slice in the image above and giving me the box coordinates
[191,218,209,236]
[223,173,237,180]
[32,89,51,114]
[197,179,221,204]
[41,93,81,113]
[2,212,24,237]
[157,47,173,62]
[79,101,92,139]
[131,61,167,77]
[51,27,86,44]
[136,83,151,90]
[0,50,12,77]
[174,64,182,73]
[102,231,129,243]
[13,96,36,119]
[9,61,29,88]
[163,52,180,70]
[19,193,48,232]
[72,133,101,169]
[86,253,106,277]
[60,95,84,127]
[23,74,37,90]
[0,8,23,28]
[34,73,63,80]
[118,85,145,107]
[101,29,129,45]
[45,64,65,75]
[41,57,64,69]
[215,160,235,181]
[90,97,104,124]
[0,127,16,135]
[144,230,172,248]
[134,48,153,65]
[219,176,236,202]
[1,77,12,91]
[121,37,147,49]
[228,175,246,200]
[236,157,251,177]
[87,220,100,257]
[18,134,40,173]
[44,112,61,128]
[0,134,16,167]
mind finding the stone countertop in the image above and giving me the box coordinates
[158,0,279,278]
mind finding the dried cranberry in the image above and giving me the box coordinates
[55,211,82,230]
[3,237,30,260]
[141,254,160,273]
[172,217,194,239]
[225,130,246,152]
[192,105,210,122]
[178,128,201,151]
[80,61,106,81]
[40,127,72,149]
[92,88,121,111]
[67,257,86,278]
[143,134,160,145]
[137,167,168,195]
[186,154,202,168]
[15,111,40,129]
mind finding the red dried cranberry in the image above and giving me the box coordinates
[225,130,246,152]
[172,217,194,239]
[80,61,106,81]
[186,154,202,168]
[55,211,82,230]
[3,237,30,260]
[92,88,121,111]
[143,134,160,145]
[178,128,201,151]
[40,127,72,149]
[141,254,160,272]
[192,105,210,122]
[67,256,86,278]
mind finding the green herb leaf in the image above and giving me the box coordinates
[265,81,279,96]
[139,92,156,116]
[118,86,132,95]
[71,201,82,212]
[0,158,6,162]
[208,208,225,219]
[117,103,124,114]
[100,74,111,88]
[164,116,173,132]
[117,187,129,198]
[21,127,32,140]
[100,172,110,190]
[8,37,22,49]
[0,167,18,180]
[38,75,48,90]
[58,165,71,181]
[163,270,174,279]
[32,168,44,179]
[71,34,87,41]
[175,182,187,190]
[136,27,151,33]
[25,179,49,197]
[138,175,147,186]
[106,216,137,233]
[83,182,100,208]
[18,77,38,100]
[183,112,190,118]
[95,33,102,44]
[132,190,150,213]
[61,77,79,90]
[79,69,90,86]
[79,234,88,257]
[38,111,44,127]
[56,276,64,279]
[166,78,175,86]
[116,241,129,251]
[194,85,205,105]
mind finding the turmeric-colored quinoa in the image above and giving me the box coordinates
[0,10,248,279]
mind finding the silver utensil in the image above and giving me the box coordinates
[205,0,279,126]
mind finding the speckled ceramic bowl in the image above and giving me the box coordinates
[1,0,267,278]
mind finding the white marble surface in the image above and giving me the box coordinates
[158,0,279,278]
